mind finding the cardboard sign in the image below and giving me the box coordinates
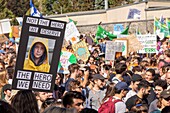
[136,35,157,53]
[12,16,66,92]
[0,34,8,43]
[105,41,124,60]
[72,41,90,62]
[126,35,143,53]
[64,21,80,44]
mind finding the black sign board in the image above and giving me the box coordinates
[12,16,66,92]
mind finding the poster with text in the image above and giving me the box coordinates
[72,41,90,62]
[64,21,80,44]
[58,51,77,74]
[12,16,66,92]
[114,39,128,57]
[136,35,157,53]
[105,41,125,60]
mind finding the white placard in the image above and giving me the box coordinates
[136,35,157,53]
[64,21,80,44]
[0,19,11,34]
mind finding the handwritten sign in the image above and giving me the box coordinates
[136,35,157,53]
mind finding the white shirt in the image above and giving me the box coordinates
[113,96,126,113]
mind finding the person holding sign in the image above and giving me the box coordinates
[24,37,50,72]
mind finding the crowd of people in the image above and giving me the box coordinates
[0,33,170,113]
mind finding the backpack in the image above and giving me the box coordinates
[98,97,122,113]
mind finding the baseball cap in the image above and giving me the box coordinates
[131,74,143,82]
[2,84,11,92]
[115,82,130,91]
[160,90,170,99]
[92,74,105,80]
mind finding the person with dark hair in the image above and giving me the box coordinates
[65,63,80,92]
[112,63,127,84]
[43,106,77,113]
[144,68,157,105]
[132,66,143,75]
[150,90,170,113]
[124,74,143,102]
[53,73,65,100]
[115,56,127,64]
[111,82,129,113]
[80,108,98,113]
[161,106,170,113]
[68,80,83,93]
[63,91,85,113]
[88,74,106,110]
[1,84,11,103]
[122,70,133,86]
[126,80,151,111]
[145,68,155,85]
[149,80,167,113]
[40,98,58,113]
[34,91,48,110]
[11,90,39,113]
[102,64,112,79]
[0,99,16,113]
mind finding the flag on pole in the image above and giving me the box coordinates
[127,9,141,19]
[30,0,42,17]
[96,25,117,40]
[166,18,170,30]
[154,17,169,37]
[69,18,77,25]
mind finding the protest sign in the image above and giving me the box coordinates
[58,51,77,74]
[113,24,124,35]
[105,40,126,60]
[136,35,157,53]
[0,19,11,34]
[64,21,80,44]
[114,39,128,57]
[12,16,66,92]
[126,35,143,53]
[0,34,8,43]
[72,41,90,62]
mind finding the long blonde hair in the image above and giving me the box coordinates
[0,70,8,86]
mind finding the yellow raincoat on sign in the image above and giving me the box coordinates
[23,38,50,72]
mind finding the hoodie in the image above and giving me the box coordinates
[24,38,50,72]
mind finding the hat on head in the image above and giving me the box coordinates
[131,74,143,81]
[160,90,170,98]
[115,82,130,91]
[2,84,11,92]
[92,74,105,80]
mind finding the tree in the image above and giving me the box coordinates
[6,0,30,17]
[0,0,14,19]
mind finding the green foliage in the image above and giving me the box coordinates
[6,0,30,17]
[0,0,14,19]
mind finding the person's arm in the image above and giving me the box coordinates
[81,70,89,88]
